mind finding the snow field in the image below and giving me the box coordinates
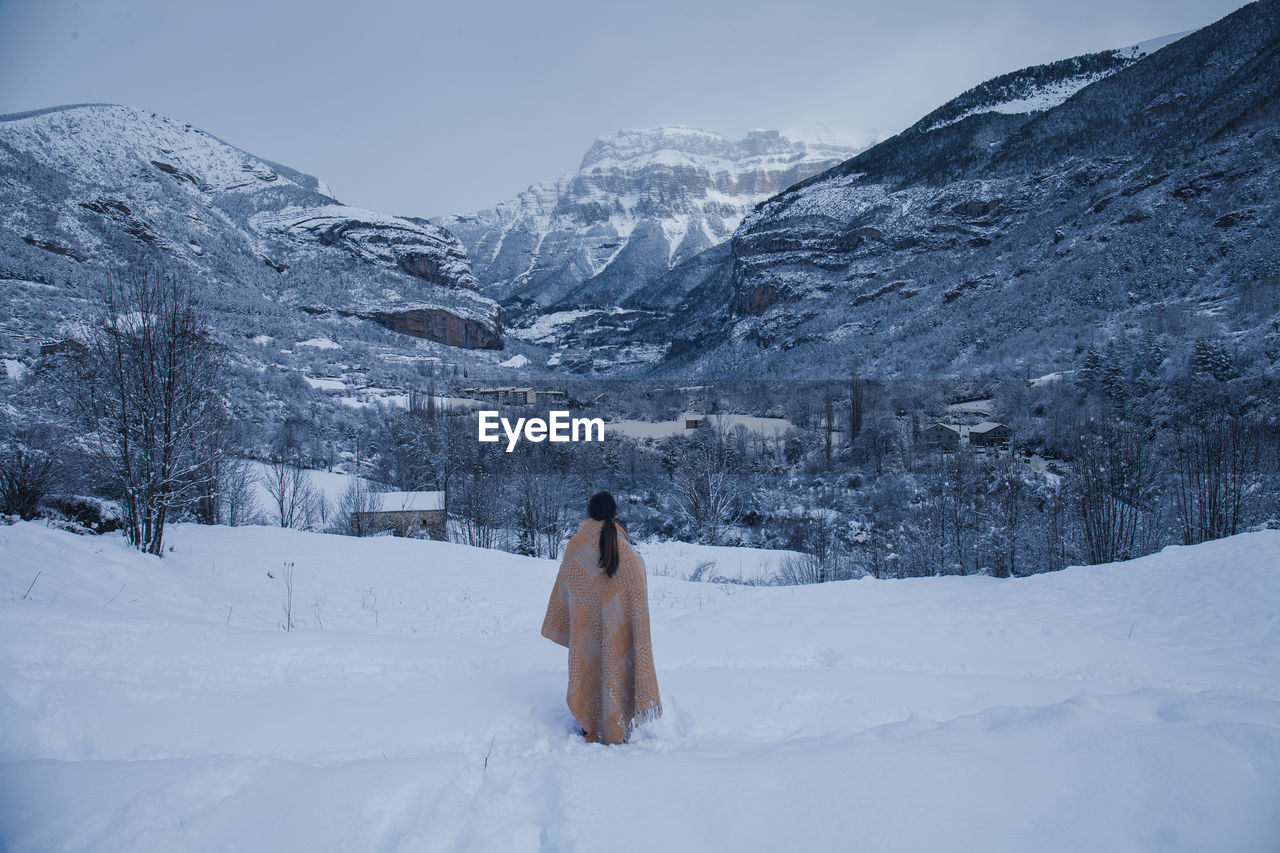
[639,539,801,583]
[1,522,1278,851]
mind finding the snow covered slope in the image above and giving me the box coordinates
[2,521,1278,851]
[922,32,1187,132]
[434,126,862,314]
[656,3,1280,378]
[0,104,502,349]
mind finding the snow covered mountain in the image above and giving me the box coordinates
[0,104,502,349]
[655,3,1280,378]
[433,126,862,316]
[3,519,1278,849]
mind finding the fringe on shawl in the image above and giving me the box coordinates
[628,701,663,734]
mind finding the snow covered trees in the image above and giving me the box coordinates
[671,421,739,544]
[1191,338,1235,382]
[0,435,58,519]
[67,271,224,554]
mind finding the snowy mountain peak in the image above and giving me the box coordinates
[579,125,730,170]
[435,125,864,317]
[579,124,865,172]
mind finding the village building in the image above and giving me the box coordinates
[684,414,706,429]
[923,423,962,450]
[352,490,446,540]
[969,421,1012,447]
[465,387,567,405]
[39,338,86,356]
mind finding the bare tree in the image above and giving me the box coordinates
[0,427,59,519]
[776,552,825,585]
[68,270,223,554]
[1171,415,1255,545]
[190,409,242,525]
[1073,422,1158,565]
[453,471,503,549]
[222,457,260,526]
[795,509,846,583]
[823,382,834,465]
[848,364,864,444]
[984,457,1025,578]
[332,476,379,536]
[672,423,739,544]
[511,461,574,558]
[260,459,318,529]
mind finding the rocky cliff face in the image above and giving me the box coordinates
[0,104,501,350]
[658,3,1280,378]
[434,126,861,316]
[367,307,503,350]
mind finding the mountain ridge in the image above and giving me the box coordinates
[0,103,503,350]
[648,1,1279,380]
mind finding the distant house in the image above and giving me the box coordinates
[352,490,446,540]
[465,387,566,405]
[923,423,962,450]
[39,338,85,356]
[684,414,706,430]
[969,422,1012,447]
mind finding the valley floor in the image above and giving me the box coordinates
[1,522,1278,851]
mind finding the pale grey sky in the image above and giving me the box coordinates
[0,0,1251,217]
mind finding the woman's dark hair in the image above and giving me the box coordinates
[588,491,621,577]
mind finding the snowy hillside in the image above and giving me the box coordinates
[0,104,502,351]
[2,521,1278,851]
[654,3,1280,379]
[922,32,1188,132]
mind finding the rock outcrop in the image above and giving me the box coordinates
[367,307,503,350]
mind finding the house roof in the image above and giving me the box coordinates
[970,421,1008,434]
[925,423,962,434]
[370,491,444,512]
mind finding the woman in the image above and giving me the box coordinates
[542,491,661,744]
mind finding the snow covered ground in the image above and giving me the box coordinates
[611,412,794,440]
[639,539,801,583]
[2,521,1278,851]
[3,358,27,382]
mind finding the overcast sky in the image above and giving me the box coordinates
[0,0,1250,217]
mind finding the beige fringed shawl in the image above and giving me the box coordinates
[542,518,661,744]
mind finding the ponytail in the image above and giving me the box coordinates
[599,518,619,578]
[587,491,621,578]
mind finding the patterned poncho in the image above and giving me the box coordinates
[542,518,662,744]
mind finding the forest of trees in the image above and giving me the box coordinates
[2,271,1278,581]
